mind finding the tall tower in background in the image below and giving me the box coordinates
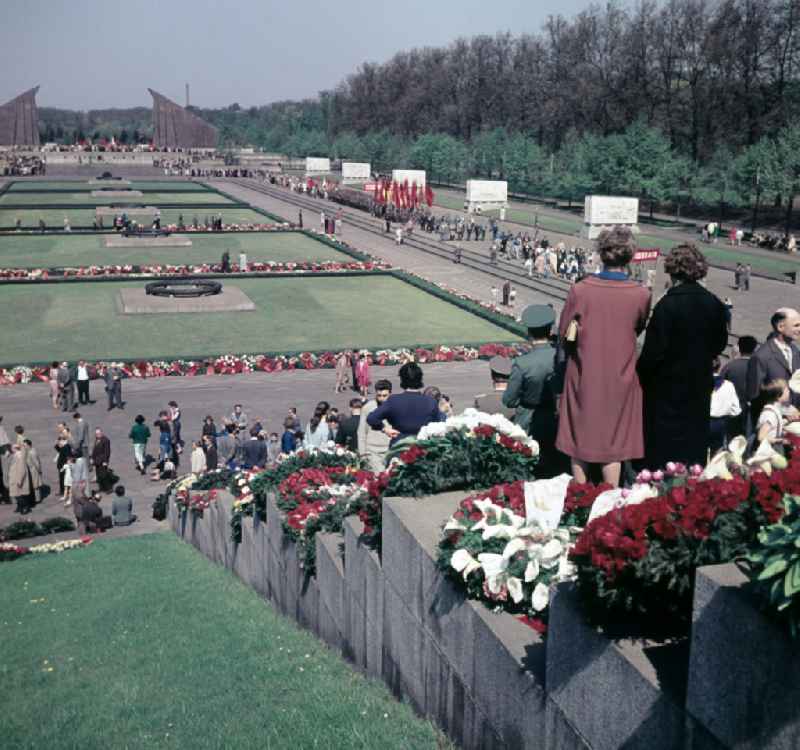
[185,83,190,108]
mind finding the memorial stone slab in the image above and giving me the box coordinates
[687,563,800,750]
[547,582,690,750]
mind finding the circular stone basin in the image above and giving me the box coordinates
[145,280,222,298]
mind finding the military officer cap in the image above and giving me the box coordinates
[521,304,556,329]
[488,355,512,377]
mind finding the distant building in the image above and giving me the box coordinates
[148,88,218,149]
[0,86,40,147]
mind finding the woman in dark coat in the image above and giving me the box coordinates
[637,244,729,470]
[556,227,651,487]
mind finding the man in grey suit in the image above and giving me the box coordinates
[71,412,90,459]
[104,366,123,411]
[746,308,800,419]
[57,361,76,412]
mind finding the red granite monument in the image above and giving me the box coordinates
[0,86,40,146]
[148,88,218,149]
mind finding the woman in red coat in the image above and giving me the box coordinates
[556,227,651,486]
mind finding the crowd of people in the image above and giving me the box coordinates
[0,153,45,176]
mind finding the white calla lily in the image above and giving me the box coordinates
[450,549,481,579]
[524,558,540,582]
[506,576,524,603]
[747,439,780,475]
[728,436,748,464]
[532,582,550,612]
[541,538,563,564]
[700,450,733,480]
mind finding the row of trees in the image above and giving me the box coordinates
[325,0,800,160]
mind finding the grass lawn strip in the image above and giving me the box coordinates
[0,207,274,229]
[0,232,349,268]
[7,180,211,192]
[434,194,799,275]
[0,275,522,364]
[0,533,447,749]
[0,192,236,206]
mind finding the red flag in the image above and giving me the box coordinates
[411,182,418,207]
[425,185,434,207]
[392,181,400,208]
[399,181,406,208]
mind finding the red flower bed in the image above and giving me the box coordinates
[570,454,800,632]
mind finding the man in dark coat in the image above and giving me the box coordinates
[722,334,758,437]
[637,245,729,470]
[91,428,114,492]
[335,399,362,453]
[746,308,800,419]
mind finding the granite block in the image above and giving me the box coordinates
[316,532,346,642]
[687,563,800,750]
[344,515,384,678]
[382,582,427,712]
[382,493,462,623]
[547,582,689,750]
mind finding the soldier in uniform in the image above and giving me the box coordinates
[502,305,562,477]
[473,356,516,420]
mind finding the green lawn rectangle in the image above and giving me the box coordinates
[0,232,349,268]
[0,191,235,206]
[0,274,520,364]
[6,180,211,192]
[0,207,273,229]
[0,533,446,749]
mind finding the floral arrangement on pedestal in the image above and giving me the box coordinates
[173,488,219,517]
[355,410,539,548]
[569,439,800,634]
[275,465,380,573]
[437,476,583,632]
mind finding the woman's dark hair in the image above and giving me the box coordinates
[664,243,708,282]
[309,407,326,433]
[315,401,330,414]
[399,362,424,390]
[596,226,636,268]
[423,386,441,401]
[135,414,145,424]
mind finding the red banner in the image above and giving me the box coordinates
[632,249,660,263]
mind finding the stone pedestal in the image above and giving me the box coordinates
[687,563,800,750]
[546,582,695,750]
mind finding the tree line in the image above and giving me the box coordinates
[33,1,800,229]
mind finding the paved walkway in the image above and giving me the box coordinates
[0,360,495,543]
[218,179,798,340]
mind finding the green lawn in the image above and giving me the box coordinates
[6,180,211,192]
[0,275,520,364]
[0,232,349,268]
[0,533,447,750]
[435,194,800,275]
[0,207,273,229]
[434,193,581,235]
[0,191,235,206]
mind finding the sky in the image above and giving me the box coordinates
[0,0,589,111]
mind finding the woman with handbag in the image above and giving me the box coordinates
[555,226,651,487]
